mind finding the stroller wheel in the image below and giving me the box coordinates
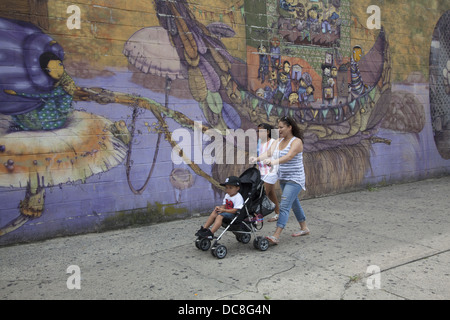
[196,238,211,251]
[239,233,251,244]
[254,236,269,251]
[212,244,227,259]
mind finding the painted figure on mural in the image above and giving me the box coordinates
[321,63,333,102]
[291,64,303,81]
[328,12,341,35]
[289,92,300,107]
[350,45,367,99]
[336,64,349,103]
[4,52,77,131]
[292,2,306,19]
[270,37,281,72]
[0,18,65,116]
[280,0,302,12]
[297,72,313,105]
[306,5,320,29]
[305,84,315,105]
[258,44,270,83]
[273,62,293,104]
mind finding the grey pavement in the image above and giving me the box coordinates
[1,176,449,300]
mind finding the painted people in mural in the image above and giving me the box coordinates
[243,0,390,129]
[278,0,341,47]
[258,44,270,83]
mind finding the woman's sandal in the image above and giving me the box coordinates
[267,214,279,222]
[291,229,310,237]
[265,235,279,245]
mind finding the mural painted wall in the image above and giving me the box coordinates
[0,0,449,245]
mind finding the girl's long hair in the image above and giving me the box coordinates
[258,123,273,139]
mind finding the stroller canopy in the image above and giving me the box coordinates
[238,167,262,201]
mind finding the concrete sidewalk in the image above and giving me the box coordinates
[1,176,449,300]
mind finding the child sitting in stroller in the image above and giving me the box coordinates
[195,176,244,239]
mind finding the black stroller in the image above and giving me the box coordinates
[195,166,276,259]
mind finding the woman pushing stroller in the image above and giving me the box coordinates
[250,116,310,245]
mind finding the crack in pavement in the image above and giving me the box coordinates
[340,248,450,300]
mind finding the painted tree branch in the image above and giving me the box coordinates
[74,87,213,133]
[74,87,224,190]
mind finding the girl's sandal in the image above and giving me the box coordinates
[291,229,310,237]
[265,235,279,245]
[267,214,279,222]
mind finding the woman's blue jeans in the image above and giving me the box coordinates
[277,180,306,229]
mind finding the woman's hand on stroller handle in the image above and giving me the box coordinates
[250,156,273,168]
[263,159,273,167]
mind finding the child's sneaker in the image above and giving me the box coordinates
[199,228,214,240]
[195,226,207,237]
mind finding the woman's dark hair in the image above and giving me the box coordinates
[278,116,304,142]
[39,52,61,72]
[258,123,273,138]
